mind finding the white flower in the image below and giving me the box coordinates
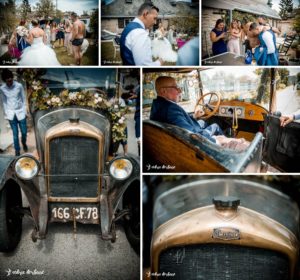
[47,100,51,105]
[55,97,60,103]
[118,119,124,124]
[94,100,98,104]
[98,97,102,102]
[94,93,99,98]
[114,105,119,109]
[51,97,56,102]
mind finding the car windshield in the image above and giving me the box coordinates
[39,68,117,97]
[143,67,300,116]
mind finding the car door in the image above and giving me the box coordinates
[263,114,300,172]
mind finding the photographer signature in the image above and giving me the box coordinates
[5,268,44,276]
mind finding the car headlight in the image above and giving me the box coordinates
[109,158,133,180]
[15,155,39,180]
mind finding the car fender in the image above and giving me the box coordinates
[0,155,41,231]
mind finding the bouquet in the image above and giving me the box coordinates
[16,26,29,37]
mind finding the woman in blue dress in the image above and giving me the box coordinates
[210,19,227,56]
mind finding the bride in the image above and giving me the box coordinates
[151,23,177,63]
[18,19,61,66]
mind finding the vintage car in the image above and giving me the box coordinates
[0,68,140,252]
[143,67,300,173]
[145,177,300,280]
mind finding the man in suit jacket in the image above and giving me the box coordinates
[150,76,223,143]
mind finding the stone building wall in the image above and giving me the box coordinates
[201,8,227,58]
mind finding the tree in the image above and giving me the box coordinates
[35,0,56,19]
[20,0,31,20]
[267,0,273,8]
[279,0,294,20]
[0,0,17,34]
[90,8,99,39]
[277,69,290,85]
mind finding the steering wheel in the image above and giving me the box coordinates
[194,92,221,120]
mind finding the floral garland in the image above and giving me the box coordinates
[25,77,128,143]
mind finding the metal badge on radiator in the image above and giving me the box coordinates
[212,227,240,240]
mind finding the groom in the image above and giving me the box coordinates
[120,3,163,66]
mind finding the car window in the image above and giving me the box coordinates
[143,68,300,116]
[40,68,117,98]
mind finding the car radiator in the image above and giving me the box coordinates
[159,244,289,280]
[48,136,99,197]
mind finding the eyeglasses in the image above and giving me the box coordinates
[161,86,181,91]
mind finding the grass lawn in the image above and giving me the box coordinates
[101,41,176,66]
[0,39,98,66]
[54,39,98,65]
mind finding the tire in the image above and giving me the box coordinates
[124,183,140,254]
[0,184,22,252]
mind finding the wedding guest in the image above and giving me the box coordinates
[64,19,73,55]
[120,3,163,66]
[167,25,176,45]
[0,69,28,156]
[51,22,58,48]
[210,19,227,56]
[56,21,65,47]
[257,15,281,35]
[249,22,278,65]
[44,20,51,46]
[70,12,86,65]
[227,19,241,55]
[9,20,30,52]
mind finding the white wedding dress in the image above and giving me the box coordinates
[18,37,60,66]
[151,30,177,62]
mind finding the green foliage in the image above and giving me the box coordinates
[90,9,99,39]
[35,0,56,19]
[277,68,290,85]
[232,11,256,25]
[279,0,294,19]
[21,70,128,143]
[169,16,199,36]
[294,12,300,33]
[20,0,31,20]
[297,72,300,82]
[267,0,273,8]
[256,69,271,104]
[0,0,17,33]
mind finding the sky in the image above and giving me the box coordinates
[203,67,300,79]
[15,0,98,15]
[272,0,299,12]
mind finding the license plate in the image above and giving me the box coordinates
[51,206,99,223]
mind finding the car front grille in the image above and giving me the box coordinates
[159,244,289,280]
[48,136,99,197]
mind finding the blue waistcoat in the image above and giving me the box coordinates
[120,22,144,65]
[254,30,279,66]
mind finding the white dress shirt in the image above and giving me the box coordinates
[262,31,275,54]
[0,81,26,120]
[125,18,161,66]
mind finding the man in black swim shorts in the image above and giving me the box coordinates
[70,12,86,65]
[72,38,84,46]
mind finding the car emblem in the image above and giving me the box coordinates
[212,227,240,240]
